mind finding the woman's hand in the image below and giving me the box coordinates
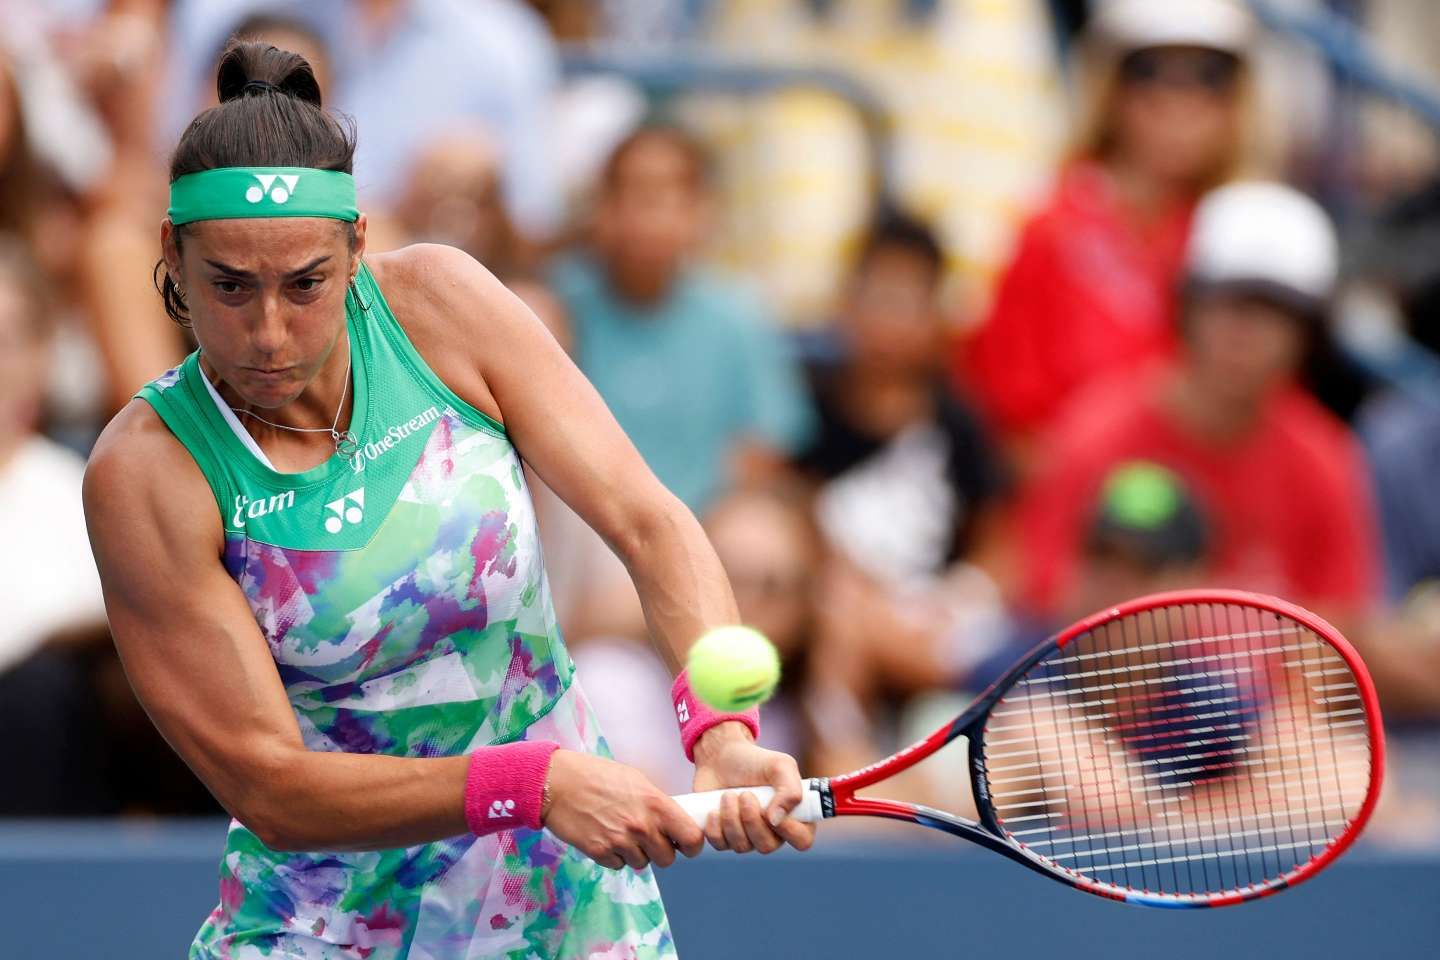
[690,722,816,854]
[542,749,705,871]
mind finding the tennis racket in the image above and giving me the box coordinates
[673,589,1385,907]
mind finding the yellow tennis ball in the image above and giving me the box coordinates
[687,626,780,712]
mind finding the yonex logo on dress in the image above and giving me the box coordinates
[350,405,442,474]
[246,173,300,204]
[487,799,516,819]
[323,488,364,533]
[232,490,296,529]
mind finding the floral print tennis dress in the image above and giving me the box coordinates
[137,264,674,959]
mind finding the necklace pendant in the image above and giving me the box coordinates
[333,430,360,461]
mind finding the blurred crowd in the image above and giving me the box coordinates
[3,0,1440,846]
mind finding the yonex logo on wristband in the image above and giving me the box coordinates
[487,799,516,819]
[246,173,300,204]
[676,699,690,724]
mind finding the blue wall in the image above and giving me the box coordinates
[1,821,1435,959]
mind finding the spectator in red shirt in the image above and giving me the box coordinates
[961,0,1256,456]
[1020,182,1380,637]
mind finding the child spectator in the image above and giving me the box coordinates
[798,211,1008,586]
[550,123,814,515]
[794,211,1010,776]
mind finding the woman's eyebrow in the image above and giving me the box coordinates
[202,255,332,280]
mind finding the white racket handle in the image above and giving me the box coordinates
[671,785,825,826]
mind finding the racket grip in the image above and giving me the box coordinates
[671,784,824,826]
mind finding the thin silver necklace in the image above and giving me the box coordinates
[231,337,359,460]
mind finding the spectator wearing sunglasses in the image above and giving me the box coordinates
[959,0,1257,468]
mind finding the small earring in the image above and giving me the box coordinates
[348,276,370,312]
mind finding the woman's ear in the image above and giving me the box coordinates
[350,213,369,277]
[160,219,182,287]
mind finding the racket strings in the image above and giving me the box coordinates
[981,601,1372,899]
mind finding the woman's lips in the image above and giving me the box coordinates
[243,365,297,382]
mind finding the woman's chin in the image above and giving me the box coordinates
[228,366,304,405]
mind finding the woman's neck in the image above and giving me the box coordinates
[203,335,354,469]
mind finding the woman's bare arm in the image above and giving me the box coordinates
[375,245,738,672]
[377,245,815,853]
[84,404,471,850]
[86,382,703,867]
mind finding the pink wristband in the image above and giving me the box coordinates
[671,668,762,762]
[463,740,560,836]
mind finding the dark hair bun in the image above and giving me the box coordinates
[216,39,322,108]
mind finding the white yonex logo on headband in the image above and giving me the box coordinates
[246,173,300,204]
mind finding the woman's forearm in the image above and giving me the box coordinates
[238,749,471,852]
[617,496,739,672]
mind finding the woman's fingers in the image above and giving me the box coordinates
[618,843,649,872]
[701,789,799,855]
[719,790,753,853]
[657,797,706,859]
[773,815,816,851]
[704,809,727,850]
[737,791,783,854]
[637,822,677,869]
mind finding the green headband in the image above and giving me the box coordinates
[168,167,359,225]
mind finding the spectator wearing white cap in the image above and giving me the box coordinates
[961,0,1259,463]
[1019,181,1380,643]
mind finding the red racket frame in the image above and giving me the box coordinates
[805,589,1386,907]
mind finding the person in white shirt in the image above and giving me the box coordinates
[0,234,109,813]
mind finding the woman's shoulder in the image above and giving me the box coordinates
[84,399,215,533]
[366,243,503,315]
[364,243,520,346]
[90,398,188,471]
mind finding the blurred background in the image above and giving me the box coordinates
[2,0,1440,955]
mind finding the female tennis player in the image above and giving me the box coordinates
[83,41,812,959]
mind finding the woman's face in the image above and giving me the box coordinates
[1110,46,1244,187]
[163,215,364,408]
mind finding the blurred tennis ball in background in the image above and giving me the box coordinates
[687,626,780,711]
